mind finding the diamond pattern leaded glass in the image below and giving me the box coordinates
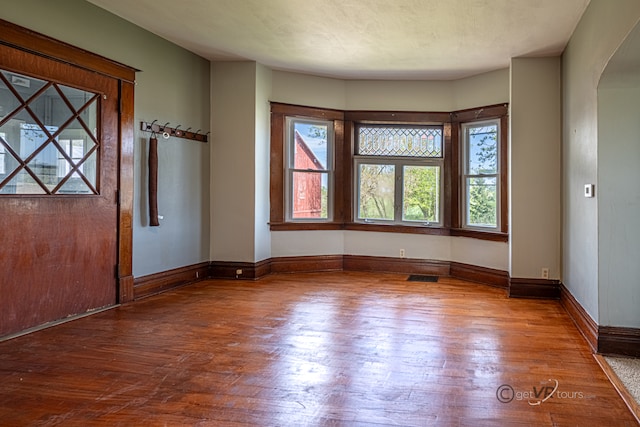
[0,69,100,195]
[357,125,442,157]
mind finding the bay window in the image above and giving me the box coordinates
[270,102,508,241]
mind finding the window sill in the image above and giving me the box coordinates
[450,228,508,242]
[269,222,343,231]
[270,222,509,242]
[344,222,450,236]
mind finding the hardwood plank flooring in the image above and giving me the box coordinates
[0,271,636,426]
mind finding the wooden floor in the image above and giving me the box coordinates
[0,271,637,426]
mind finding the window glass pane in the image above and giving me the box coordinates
[0,68,99,195]
[291,171,328,219]
[293,122,328,170]
[402,165,439,223]
[1,169,46,194]
[467,124,497,174]
[358,126,442,157]
[0,71,48,104]
[357,164,395,220]
[466,177,497,227]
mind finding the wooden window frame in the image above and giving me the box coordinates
[270,103,344,230]
[270,102,508,242]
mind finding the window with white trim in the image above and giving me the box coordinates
[462,120,500,229]
[354,124,443,225]
[285,117,334,221]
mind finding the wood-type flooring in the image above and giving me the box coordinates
[0,271,637,426]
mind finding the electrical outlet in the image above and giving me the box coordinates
[541,268,549,279]
[400,249,406,258]
[236,269,243,276]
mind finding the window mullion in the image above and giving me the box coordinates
[395,161,403,223]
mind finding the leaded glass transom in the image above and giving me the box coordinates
[357,125,442,157]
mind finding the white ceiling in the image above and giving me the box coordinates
[87,0,590,80]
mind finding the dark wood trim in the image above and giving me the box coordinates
[499,113,509,234]
[450,104,509,122]
[509,277,560,299]
[344,110,450,123]
[333,119,345,222]
[270,102,344,120]
[207,255,508,290]
[209,260,271,280]
[269,109,285,225]
[560,284,598,352]
[342,120,355,223]
[270,255,343,274]
[0,19,137,82]
[117,80,135,303]
[450,228,509,242]
[560,284,640,357]
[450,262,509,289]
[598,326,640,357]
[443,122,453,229]
[134,262,210,300]
[344,255,450,276]
[269,222,344,231]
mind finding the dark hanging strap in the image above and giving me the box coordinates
[149,135,159,226]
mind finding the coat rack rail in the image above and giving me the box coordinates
[140,121,209,143]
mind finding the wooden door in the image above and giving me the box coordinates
[0,44,120,337]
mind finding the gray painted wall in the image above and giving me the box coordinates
[509,57,562,280]
[597,21,640,328]
[1,0,211,278]
[562,0,640,324]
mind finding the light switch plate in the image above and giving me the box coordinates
[584,184,594,198]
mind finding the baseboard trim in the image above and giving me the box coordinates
[118,275,135,303]
[598,326,640,357]
[509,278,560,299]
[343,255,450,276]
[450,262,509,289]
[269,255,343,274]
[560,284,598,352]
[209,260,271,280]
[209,255,507,289]
[134,262,210,300]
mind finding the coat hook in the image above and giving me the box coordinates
[185,127,192,134]
[195,129,201,135]
[161,122,170,132]
[148,119,158,130]
[173,125,182,136]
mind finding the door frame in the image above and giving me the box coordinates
[0,18,137,303]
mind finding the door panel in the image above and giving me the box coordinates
[0,45,119,336]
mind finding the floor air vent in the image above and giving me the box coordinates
[407,275,439,282]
